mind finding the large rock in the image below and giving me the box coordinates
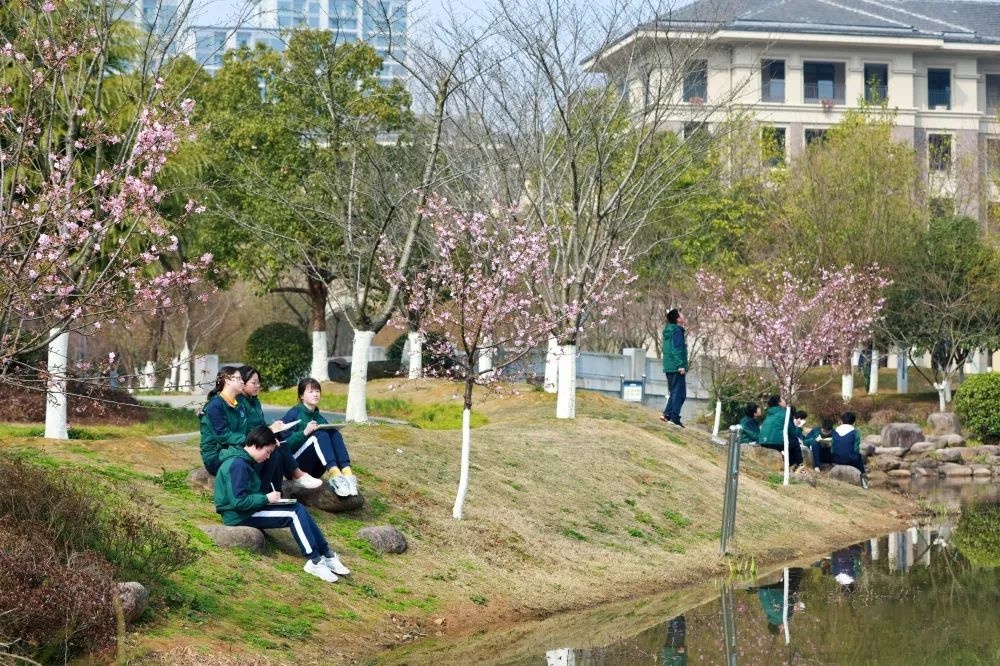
[888,469,912,479]
[880,424,925,452]
[357,526,408,554]
[908,442,936,456]
[927,412,961,436]
[200,525,265,552]
[939,462,973,477]
[187,467,215,494]
[861,441,877,457]
[913,458,940,469]
[829,465,862,486]
[117,582,149,623]
[874,446,905,457]
[742,445,785,471]
[972,465,992,477]
[872,456,902,472]
[935,448,963,463]
[913,466,937,477]
[286,484,365,513]
[930,433,965,448]
[955,447,986,463]
[863,434,882,448]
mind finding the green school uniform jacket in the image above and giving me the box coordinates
[281,403,329,451]
[661,323,688,373]
[240,394,267,430]
[739,416,760,444]
[214,447,269,526]
[200,394,249,472]
[758,406,791,446]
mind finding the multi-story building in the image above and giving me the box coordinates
[590,0,1000,222]
[125,0,186,57]
[183,0,408,85]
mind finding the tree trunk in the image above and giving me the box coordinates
[944,379,952,403]
[308,278,330,382]
[147,307,165,385]
[555,344,577,419]
[841,373,854,401]
[452,379,475,520]
[935,383,947,412]
[44,329,69,440]
[478,337,494,379]
[178,343,192,392]
[868,349,880,394]
[782,568,791,645]
[346,329,374,423]
[544,336,559,393]
[712,399,722,437]
[782,406,791,486]
[406,331,423,379]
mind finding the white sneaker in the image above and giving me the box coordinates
[345,475,359,496]
[291,473,323,490]
[328,475,351,497]
[321,553,350,576]
[304,559,338,582]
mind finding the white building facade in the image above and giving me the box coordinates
[594,0,1000,223]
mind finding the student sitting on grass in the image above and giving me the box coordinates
[831,411,868,487]
[238,365,322,492]
[738,402,761,445]
[758,395,804,468]
[280,378,358,497]
[214,426,351,582]
[805,417,836,471]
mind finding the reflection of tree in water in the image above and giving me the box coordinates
[952,503,1000,568]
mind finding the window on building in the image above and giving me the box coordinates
[928,133,952,171]
[987,75,1000,116]
[864,63,888,103]
[762,126,786,166]
[928,69,951,109]
[683,60,708,102]
[803,61,845,103]
[761,59,785,102]
[804,128,827,145]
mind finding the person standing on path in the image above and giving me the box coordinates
[661,308,688,427]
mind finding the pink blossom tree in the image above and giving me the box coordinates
[381,197,562,519]
[0,1,207,437]
[697,266,889,483]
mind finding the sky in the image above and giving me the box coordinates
[188,0,470,29]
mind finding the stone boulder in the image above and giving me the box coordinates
[286,484,365,513]
[972,465,992,477]
[913,458,940,469]
[873,457,902,472]
[880,424,925,452]
[874,446,904,457]
[908,442,936,456]
[927,412,961,436]
[117,582,149,623]
[863,434,882,448]
[939,462,973,477]
[861,441,877,457]
[200,525,265,552]
[888,469,912,479]
[829,465,862,486]
[187,467,215,494]
[913,466,937,477]
[263,529,304,557]
[935,448,963,463]
[742,445,785,471]
[929,433,965,448]
[357,526,408,554]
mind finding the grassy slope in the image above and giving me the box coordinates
[0,379,915,665]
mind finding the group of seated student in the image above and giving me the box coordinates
[199,366,359,582]
[737,395,868,487]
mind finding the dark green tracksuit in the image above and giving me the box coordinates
[661,323,688,424]
[200,395,249,475]
[739,416,760,445]
[238,394,299,489]
[758,405,803,466]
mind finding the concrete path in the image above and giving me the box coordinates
[139,394,347,424]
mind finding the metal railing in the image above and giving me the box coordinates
[804,83,845,103]
[720,424,742,555]
[865,84,888,103]
[928,88,951,109]
[761,80,785,102]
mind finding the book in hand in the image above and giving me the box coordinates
[272,419,301,433]
[313,423,343,431]
[268,498,298,505]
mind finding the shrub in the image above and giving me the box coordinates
[954,374,1000,442]
[244,322,311,389]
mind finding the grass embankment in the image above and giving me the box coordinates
[0,401,197,440]
[0,380,914,664]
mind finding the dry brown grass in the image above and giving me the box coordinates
[2,378,914,665]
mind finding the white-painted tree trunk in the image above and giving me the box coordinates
[782,568,791,645]
[712,399,722,437]
[944,379,952,403]
[406,331,423,379]
[142,360,156,390]
[934,383,947,412]
[841,373,853,401]
[452,407,472,520]
[555,344,577,419]
[544,336,559,393]
[166,355,180,392]
[346,329,374,423]
[782,406,791,486]
[478,338,494,379]
[868,349,880,394]
[44,329,69,440]
[311,330,330,382]
[178,343,192,392]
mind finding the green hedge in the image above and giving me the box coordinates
[954,373,1000,442]
[244,323,311,389]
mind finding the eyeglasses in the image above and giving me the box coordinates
[227,375,245,384]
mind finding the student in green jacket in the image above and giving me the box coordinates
[758,395,804,467]
[214,426,350,582]
[200,366,250,474]
[738,403,761,445]
[280,378,358,497]
[660,308,688,428]
[238,365,322,492]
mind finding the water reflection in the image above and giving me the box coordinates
[542,513,1000,665]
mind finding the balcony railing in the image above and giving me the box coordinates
[761,80,785,102]
[987,94,1000,116]
[804,83,845,103]
[928,88,951,109]
[865,84,888,103]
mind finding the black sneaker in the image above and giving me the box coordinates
[669,420,685,429]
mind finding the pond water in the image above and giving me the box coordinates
[382,479,1000,665]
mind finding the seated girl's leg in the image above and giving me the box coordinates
[327,429,351,469]
[276,444,300,480]
[291,435,334,478]
[239,504,330,559]
[257,453,285,492]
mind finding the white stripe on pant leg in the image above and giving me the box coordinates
[293,435,319,460]
[252,509,313,555]
[313,439,328,467]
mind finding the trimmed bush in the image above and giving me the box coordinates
[954,373,1000,442]
[244,322,311,389]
